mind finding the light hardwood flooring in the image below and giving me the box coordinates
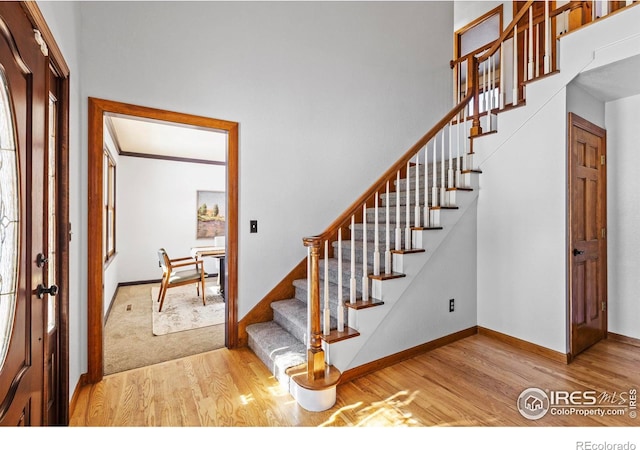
[70,333,640,428]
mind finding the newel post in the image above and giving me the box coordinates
[468,55,482,137]
[302,236,326,381]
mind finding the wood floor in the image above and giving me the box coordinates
[69,333,640,428]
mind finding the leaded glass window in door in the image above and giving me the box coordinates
[0,67,19,370]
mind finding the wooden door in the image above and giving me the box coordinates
[568,113,607,358]
[0,2,49,426]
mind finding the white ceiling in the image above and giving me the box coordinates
[106,113,227,163]
[572,54,640,102]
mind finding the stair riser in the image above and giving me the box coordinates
[381,188,450,207]
[364,206,430,224]
[294,276,361,305]
[349,223,420,245]
[404,160,461,177]
[329,244,392,272]
[293,285,354,328]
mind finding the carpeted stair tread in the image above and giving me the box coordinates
[271,299,308,343]
[245,321,306,383]
[272,298,339,343]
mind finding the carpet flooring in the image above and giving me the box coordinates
[104,280,225,375]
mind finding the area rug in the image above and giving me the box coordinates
[151,284,225,335]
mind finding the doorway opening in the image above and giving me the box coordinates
[87,98,239,383]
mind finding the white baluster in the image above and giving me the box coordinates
[513,24,519,106]
[523,26,528,82]
[395,170,401,251]
[456,113,461,188]
[350,215,356,304]
[405,161,411,250]
[499,42,505,109]
[423,142,430,227]
[485,57,490,128]
[535,23,540,78]
[385,180,391,274]
[528,6,534,80]
[431,136,438,208]
[337,228,344,332]
[448,122,454,190]
[414,152,420,228]
[440,126,446,207]
[492,54,496,112]
[362,204,369,302]
[544,0,550,74]
[373,192,380,276]
[323,240,330,336]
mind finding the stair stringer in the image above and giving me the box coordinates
[325,175,479,373]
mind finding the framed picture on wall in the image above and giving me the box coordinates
[196,190,226,239]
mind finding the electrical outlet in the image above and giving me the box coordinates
[449,298,455,312]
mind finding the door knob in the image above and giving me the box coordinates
[36,284,58,299]
[36,253,48,267]
[573,248,584,256]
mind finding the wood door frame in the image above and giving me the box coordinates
[87,98,239,383]
[567,112,607,361]
[20,1,71,425]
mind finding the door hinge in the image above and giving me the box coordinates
[601,228,606,239]
[602,301,607,312]
[601,155,605,165]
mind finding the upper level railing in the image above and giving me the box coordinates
[299,0,638,384]
[452,0,638,138]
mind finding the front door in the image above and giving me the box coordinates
[568,113,607,358]
[0,2,49,426]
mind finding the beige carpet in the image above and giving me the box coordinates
[151,284,225,335]
[104,280,225,375]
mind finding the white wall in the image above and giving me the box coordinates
[605,94,640,340]
[77,1,454,321]
[567,82,605,129]
[117,157,225,283]
[476,90,568,353]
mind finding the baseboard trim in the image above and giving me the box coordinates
[339,326,478,384]
[118,278,162,287]
[477,326,570,364]
[608,332,640,348]
[103,285,120,326]
[68,373,89,421]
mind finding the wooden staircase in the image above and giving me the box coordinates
[243,0,639,412]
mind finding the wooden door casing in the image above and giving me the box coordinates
[568,113,607,358]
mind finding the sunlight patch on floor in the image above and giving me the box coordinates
[319,390,421,427]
